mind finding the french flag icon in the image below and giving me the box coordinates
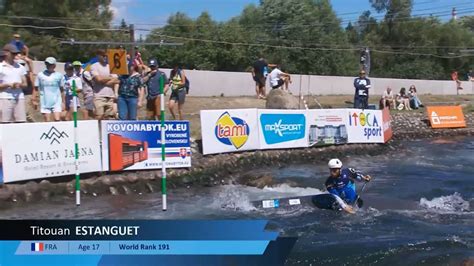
[31,242,44,252]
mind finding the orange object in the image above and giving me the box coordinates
[108,133,148,171]
[426,106,466,128]
[382,107,393,142]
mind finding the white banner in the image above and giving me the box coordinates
[0,121,102,183]
[200,109,259,155]
[101,121,191,171]
[307,109,349,146]
[346,109,385,143]
[258,109,308,150]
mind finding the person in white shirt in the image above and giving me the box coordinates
[379,86,395,109]
[34,57,65,122]
[0,44,27,123]
[63,62,83,121]
[269,65,291,91]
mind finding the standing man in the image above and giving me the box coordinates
[143,59,168,120]
[63,62,83,121]
[0,44,27,123]
[353,70,371,109]
[90,49,120,120]
[73,61,94,119]
[252,57,275,99]
[15,59,36,122]
[34,57,65,122]
[10,33,29,57]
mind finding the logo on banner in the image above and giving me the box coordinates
[430,111,441,125]
[349,111,382,140]
[260,114,305,144]
[215,112,250,149]
[40,126,69,144]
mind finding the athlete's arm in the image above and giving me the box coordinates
[348,168,371,182]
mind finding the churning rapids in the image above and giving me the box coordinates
[1,136,473,265]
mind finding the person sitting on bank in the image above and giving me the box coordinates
[379,86,395,109]
[408,85,423,109]
[325,158,372,213]
[396,87,411,111]
[269,65,291,91]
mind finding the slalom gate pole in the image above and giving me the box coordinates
[72,80,80,206]
[160,74,167,211]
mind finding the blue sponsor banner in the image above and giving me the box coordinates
[0,220,297,266]
[258,110,308,149]
[101,120,191,171]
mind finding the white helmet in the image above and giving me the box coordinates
[328,158,342,169]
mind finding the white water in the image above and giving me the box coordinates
[419,192,471,213]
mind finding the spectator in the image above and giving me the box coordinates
[0,44,27,123]
[133,46,144,67]
[451,71,463,93]
[63,62,83,121]
[73,61,94,119]
[396,87,411,111]
[169,65,187,120]
[408,85,423,109]
[269,65,291,90]
[90,49,120,120]
[379,86,395,109]
[143,59,168,120]
[353,70,371,109]
[117,64,144,120]
[10,33,29,57]
[16,58,36,122]
[34,57,65,122]
[252,57,275,99]
[468,69,473,82]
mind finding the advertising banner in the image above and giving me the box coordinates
[0,121,101,183]
[382,107,393,142]
[346,109,385,143]
[258,109,308,149]
[426,106,466,128]
[200,109,259,155]
[306,109,348,146]
[101,121,191,171]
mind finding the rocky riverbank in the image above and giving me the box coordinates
[0,111,472,208]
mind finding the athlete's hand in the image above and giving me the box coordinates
[362,175,372,182]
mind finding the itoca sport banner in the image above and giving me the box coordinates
[0,121,101,184]
[306,109,348,146]
[258,109,308,149]
[101,120,191,171]
[200,109,259,155]
[346,109,385,143]
[426,106,466,129]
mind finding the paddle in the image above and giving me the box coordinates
[354,176,372,208]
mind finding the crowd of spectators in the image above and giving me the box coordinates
[0,34,190,123]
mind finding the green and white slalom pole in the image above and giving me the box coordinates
[72,80,81,206]
[160,75,167,211]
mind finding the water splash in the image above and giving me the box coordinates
[262,183,323,196]
[211,185,257,212]
[419,192,470,212]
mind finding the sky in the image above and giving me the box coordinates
[110,0,474,37]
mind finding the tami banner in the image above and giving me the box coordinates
[200,109,259,155]
[101,121,191,171]
[0,121,102,184]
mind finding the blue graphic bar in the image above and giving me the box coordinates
[15,240,269,255]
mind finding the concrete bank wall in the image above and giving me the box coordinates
[31,61,474,96]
